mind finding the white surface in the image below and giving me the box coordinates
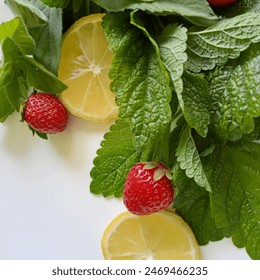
[0,2,251,260]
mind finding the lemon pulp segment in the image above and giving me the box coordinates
[58,14,118,122]
[101,211,200,260]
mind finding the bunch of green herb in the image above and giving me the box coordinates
[1,0,260,259]
[88,0,260,260]
[0,0,101,121]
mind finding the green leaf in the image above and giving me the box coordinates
[90,119,140,197]
[0,87,15,122]
[5,0,62,75]
[220,0,260,18]
[0,39,29,111]
[180,70,210,137]
[39,0,70,8]
[94,0,218,27]
[157,23,187,95]
[186,12,260,73]
[175,125,211,191]
[2,74,28,111]
[0,17,35,55]
[172,164,225,245]
[28,0,63,75]
[0,63,15,89]
[6,0,48,28]
[230,117,260,145]
[18,56,67,93]
[204,143,260,259]
[103,12,172,150]
[140,122,172,166]
[1,38,66,106]
[207,43,260,143]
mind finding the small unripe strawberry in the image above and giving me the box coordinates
[123,162,174,215]
[23,92,68,135]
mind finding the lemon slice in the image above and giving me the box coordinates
[58,14,118,122]
[101,211,200,260]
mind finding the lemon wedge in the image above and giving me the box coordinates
[58,14,118,122]
[101,211,200,260]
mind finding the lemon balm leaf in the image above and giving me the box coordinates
[180,71,210,137]
[103,12,172,150]
[204,143,260,260]
[186,12,260,73]
[90,119,140,197]
[157,23,188,95]
[176,125,211,191]
[207,43,260,143]
[173,164,225,245]
[93,0,218,27]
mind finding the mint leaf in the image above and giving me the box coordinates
[0,38,66,117]
[1,70,28,111]
[207,43,260,143]
[90,119,140,197]
[157,23,187,95]
[172,164,224,245]
[0,63,15,89]
[0,17,35,55]
[18,56,66,93]
[103,12,172,150]
[180,71,210,137]
[204,143,260,259]
[94,0,218,27]
[6,0,48,28]
[28,0,62,75]
[186,12,260,73]
[175,125,211,191]
[5,0,62,75]
[0,87,15,122]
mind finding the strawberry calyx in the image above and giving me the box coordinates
[143,162,172,181]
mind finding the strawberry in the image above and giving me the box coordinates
[207,0,238,7]
[123,162,174,215]
[23,92,68,136]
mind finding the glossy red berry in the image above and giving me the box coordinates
[207,0,238,7]
[23,92,68,134]
[123,162,174,215]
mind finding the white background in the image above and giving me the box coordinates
[0,1,250,260]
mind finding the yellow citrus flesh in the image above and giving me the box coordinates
[101,211,200,260]
[58,14,118,122]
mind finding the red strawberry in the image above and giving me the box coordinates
[23,92,68,135]
[123,162,174,215]
[207,0,237,7]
